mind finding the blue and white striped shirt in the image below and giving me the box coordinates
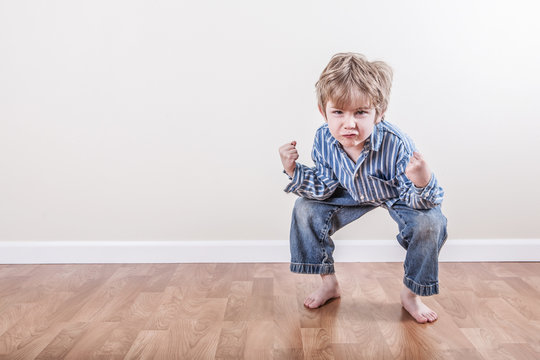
[283,121,444,209]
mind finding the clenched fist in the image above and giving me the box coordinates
[279,141,299,178]
[405,151,432,188]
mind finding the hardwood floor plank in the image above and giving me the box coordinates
[109,264,154,278]
[343,310,394,358]
[273,271,298,297]
[44,277,113,324]
[69,274,146,323]
[332,343,393,360]
[273,316,303,352]
[246,296,273,321]
[99,277,152,323]
[215,321,248,359]
[317,298,346,332]
[501,279,540,320]
[66,274,129,322]
[252,277,273,297]
[472,279,518,298]
[0,322,65,360]
[354,278,388,305]
[0,277,36,308]
[324,318,357,344]
[500,343,540,360]
[527,321,540,352]
[142,264,178,292]
[214,263,254,282]
[166,319,222,359]
[374,307,447,359]
[273,295,299,319]
[409,300,477,350]
[243,321,274,359]
[63,322,118,359]
[123,330,167,360]
[442,347,485,360]
[142,286,183,331]
[490,262,540,277]
[93,292,164,359]
[0,303,35,338]
[252,263,281,278]
[0,265,37,278]
[301,328,334,360]
[206,277,233,299]
[483,298,540,347]
[521,275,540,295]
[439,263,476,292]
[223,286,252,321]
[0,292,72,355]
[272,347,304,360]
[176,297,227,321]
[168,263,216,298]
[207,263,253,299]
[434,290,479,328]
[35,322,89,360]
[504,276,540,299]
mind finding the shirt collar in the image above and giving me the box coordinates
[328,129,339,147]
[369,121,384,151]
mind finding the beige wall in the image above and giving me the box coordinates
[1,0,539,242]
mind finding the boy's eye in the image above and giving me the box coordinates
[331,110,367,115]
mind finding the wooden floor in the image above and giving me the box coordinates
[0,262,539,359]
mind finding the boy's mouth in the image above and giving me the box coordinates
[342,134,357,138]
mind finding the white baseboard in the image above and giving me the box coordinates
[0,239,539,264]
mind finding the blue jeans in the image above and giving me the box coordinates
[289,186,448,296]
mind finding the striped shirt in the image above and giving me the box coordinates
[283,121,444,209]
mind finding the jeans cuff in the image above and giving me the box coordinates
[403,277,439,296]
[290,262,335,274]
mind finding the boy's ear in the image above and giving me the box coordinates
[376,111,386,123]
[318,104,327,121]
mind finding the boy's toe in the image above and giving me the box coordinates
[307,300,320,309]
[425,312,437,322]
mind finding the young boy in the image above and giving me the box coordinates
[278,52,448,324]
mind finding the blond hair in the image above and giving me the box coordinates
[315,52,393,120]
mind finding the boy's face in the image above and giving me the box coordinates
[319,95,384,152]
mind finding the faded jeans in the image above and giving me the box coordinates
[289,186,448,296]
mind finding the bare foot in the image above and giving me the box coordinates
[400,286,438,323]
[304,274,341,309]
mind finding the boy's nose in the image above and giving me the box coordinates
[344,116,356,128]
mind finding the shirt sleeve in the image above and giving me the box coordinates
[394,148,444,209]
[282,135,340,200]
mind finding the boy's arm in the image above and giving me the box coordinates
[395,149,444,209]
[281,136,340,200]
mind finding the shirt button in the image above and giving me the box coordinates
[360,195,365,200]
